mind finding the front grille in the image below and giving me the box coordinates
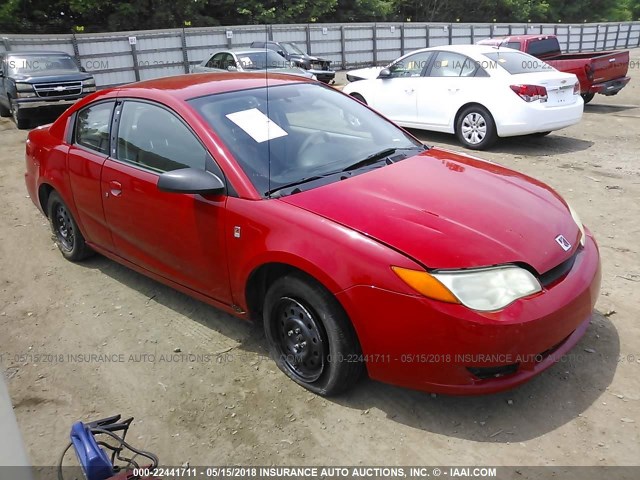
[311,62,329,70]
[539,250,578,287]
[535,333,571,363]
[33,81,82,98]
[467,363,519,380]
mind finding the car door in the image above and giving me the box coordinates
[101,99,231,303]
[67,100,116,251]
[417,51,486,130]
[368,51,433,125]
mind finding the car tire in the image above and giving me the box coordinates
[455,105,497,150]
[10,99,30,129]
[581,93,595,104]
[263,272,364,396]
[47,191,93,261]
[349,93,367,105]
[0,101,10,117]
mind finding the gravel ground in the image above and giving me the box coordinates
[0,49,639,476]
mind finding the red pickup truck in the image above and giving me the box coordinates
[477,34,630,103]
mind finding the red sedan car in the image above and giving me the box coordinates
[24,73,601,396]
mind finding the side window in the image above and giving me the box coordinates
[388,52,432,78]
[206,53,225,69]
[429,52,477,77]
[75,102,113,154]
[223,53,236,70]
[116,101,207,174]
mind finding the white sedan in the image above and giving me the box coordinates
[343,45,583,149]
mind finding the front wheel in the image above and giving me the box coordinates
[10,99,30,129]
[581,93,595,104]
[0,101,10,117]
[263,273,364,396]
[455,105,497,150]
[47,191,94,261]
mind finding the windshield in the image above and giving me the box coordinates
[237,50,291,70]
[8,54,79,75]
[483,51,555,74]
[189,83,423,197]
[282,42,306,55]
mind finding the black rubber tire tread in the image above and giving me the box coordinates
[47,191,94,261]
[263,272,364,396]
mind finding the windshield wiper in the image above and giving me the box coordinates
[265,145,426,198]
[341,145,426,172]
[265,175,331,198]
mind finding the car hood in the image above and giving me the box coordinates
[347,66,384,80]
[281,148,580,274]
[11,71,92,83]
[291,54,327,62]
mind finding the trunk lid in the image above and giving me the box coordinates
[510,70,580,106]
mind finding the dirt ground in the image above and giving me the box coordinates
[1,49,639,474]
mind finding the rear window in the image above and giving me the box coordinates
[483,51,555,74]
[526,38,561,57]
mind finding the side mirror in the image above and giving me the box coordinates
[277,50,286,58]
[79,66,87,73]
[157,168,225,195]
[0,71,4,78]
[378,68,392,79]
[227,65,237,72]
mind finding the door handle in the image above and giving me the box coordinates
[109,180,122,197]
[404,88,415,94]
[448,88,459,93]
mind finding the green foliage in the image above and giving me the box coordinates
[0,0,637,33]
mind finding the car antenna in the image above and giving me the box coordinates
[265,23,272,198]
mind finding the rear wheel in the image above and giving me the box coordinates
[47,191,93,261]
[581,93,595,104]
[455,105,497,150]
[263,273,364,396]
[350,93,367,105]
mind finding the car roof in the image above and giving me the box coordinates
[111,72,311,101]
[426,44,506,55]
[226,48,276,55]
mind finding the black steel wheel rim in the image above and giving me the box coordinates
[272,297,326,382]
[53,203,75,251]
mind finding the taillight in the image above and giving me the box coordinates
[584,64,594,81]
[510,84,548,102]
[573,81,580,95]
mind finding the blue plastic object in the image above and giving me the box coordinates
[70,421,115,480]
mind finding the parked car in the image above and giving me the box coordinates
[250,40,335,83]
[343,44,583,149]
[0,51,95,129]
[477,34,630,104]
[25,72,600,396]
[191,48,315,79]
